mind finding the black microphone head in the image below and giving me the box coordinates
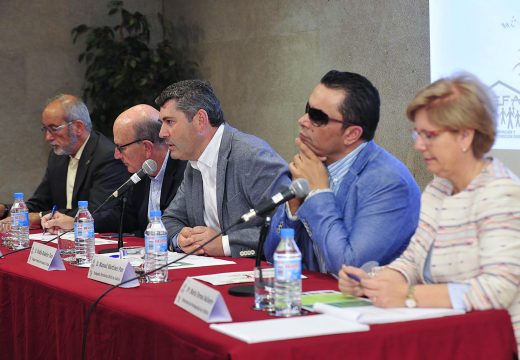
[142,159,157,175]
[290,178,310,198]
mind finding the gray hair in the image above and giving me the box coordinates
[133,116,165,144]
[155,80,225,126]
[46,94,92,132]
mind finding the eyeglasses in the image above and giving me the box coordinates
[410,128,450,144]
[305,102,346,127]
[40,122,72,134]
[115,138,150,153]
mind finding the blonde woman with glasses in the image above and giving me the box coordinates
[338,72,520,352]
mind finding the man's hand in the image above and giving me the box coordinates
[288,137,329,213]
[190,226,224,257]
[29,212,42,229]
[177,226,224,256]
[42,212,74,234]
[0,204,8,219]
[178,227,205,255]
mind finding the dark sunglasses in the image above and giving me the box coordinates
[305,102,346,127]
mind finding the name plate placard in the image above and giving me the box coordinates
[174,277,232,323]
[27,242,65,271]
[87,254,139,288]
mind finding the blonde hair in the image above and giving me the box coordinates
[406,72,497,158]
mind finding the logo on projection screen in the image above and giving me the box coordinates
[490,81,520,150]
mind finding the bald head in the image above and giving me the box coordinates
[113,104,166,174]
[114,104,163,143]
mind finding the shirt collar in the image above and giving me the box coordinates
[150,150,170,183]
[327,141,368,190]
[189,124,225,170]
[70,134,90,161]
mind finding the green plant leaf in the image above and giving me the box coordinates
[71,0,198,137]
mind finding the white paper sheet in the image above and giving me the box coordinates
[192,271,256,285]
[313,303,465,324]
[193,271,307,286]
[210,314,369,343]
[167,252,235,269]
[30,232,118,245]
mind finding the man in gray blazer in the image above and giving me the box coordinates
[156,80,290,257]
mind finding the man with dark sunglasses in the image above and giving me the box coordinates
[0,94,128,232]
[264,70,421,275]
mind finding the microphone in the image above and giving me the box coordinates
[240,178,310,223]
[1,160,159,259]
[110,159,157,200]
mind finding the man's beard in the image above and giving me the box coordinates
[52,128,79,156]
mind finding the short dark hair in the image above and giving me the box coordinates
[320,70,380,141]
[155,80,225,127]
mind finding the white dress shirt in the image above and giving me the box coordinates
[188,125,231,255]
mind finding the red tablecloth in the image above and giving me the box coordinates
[0,238,517,360]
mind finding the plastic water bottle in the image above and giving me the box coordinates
[144,210,168,283]
[274,228,302,317]
[10,192,29,249]
[74,200,95,265]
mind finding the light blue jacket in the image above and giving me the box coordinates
[264,141,421,274]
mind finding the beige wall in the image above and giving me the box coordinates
[0,0,432,205]
[164,0,432,188]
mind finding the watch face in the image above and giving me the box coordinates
[405,298,417,308]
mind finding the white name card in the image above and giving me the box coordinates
[175,277,232,323]
[27,242,65,271]
[87,254,139,288]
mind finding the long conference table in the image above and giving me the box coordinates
[0,236,517,360]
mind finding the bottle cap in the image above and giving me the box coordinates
[280,228,294,238]
[149,210,161,218]
[78,200,88,208]
[14,192,24,199]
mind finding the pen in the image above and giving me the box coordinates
[43,205,58,235]
[331,272,361,282]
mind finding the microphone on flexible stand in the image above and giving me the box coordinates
[240,178,310,223]
[228,216,272,297]
[95,159,157,212]
[1,160,158,259]
[80,179,310,359]
[98,159,157,254]
[228,178,310,297]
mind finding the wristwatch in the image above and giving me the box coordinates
[405,285,417,308]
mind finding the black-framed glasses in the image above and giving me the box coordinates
[40,122,73,134]
[115,138,150,153]
[305,102,345,127]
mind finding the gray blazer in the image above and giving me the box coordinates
[162,124,291,257]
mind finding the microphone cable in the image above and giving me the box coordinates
[0,162,154,259]
[80,217,244,360]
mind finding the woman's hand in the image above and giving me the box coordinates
[361,268,408,307]
[338,265,368,297]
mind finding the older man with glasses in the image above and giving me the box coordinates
[0,94,128,232]
[42,104,187,237]
[264,70,421,275]
[111,104,186,235]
